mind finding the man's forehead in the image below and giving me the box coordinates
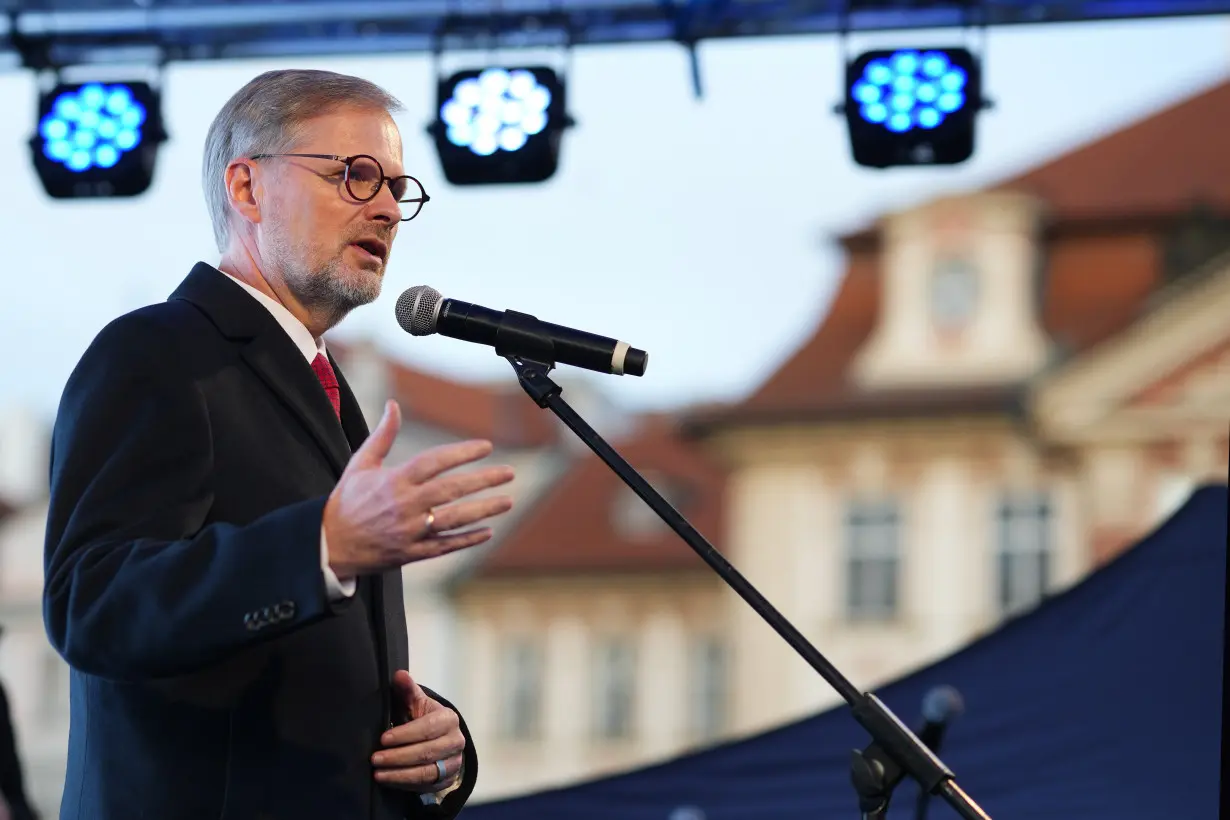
[296,106,404,164]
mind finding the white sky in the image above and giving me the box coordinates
[0,15,1225,425]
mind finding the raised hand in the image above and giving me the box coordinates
[322,400,515,580]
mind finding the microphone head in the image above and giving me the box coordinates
[921,685,964,724]
[395,285,444,336]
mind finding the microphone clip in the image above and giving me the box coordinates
[493,309,556,368]
[505,355,562,409]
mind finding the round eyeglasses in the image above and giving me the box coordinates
[249,152,430,221]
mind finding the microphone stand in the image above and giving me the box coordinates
[502,353,992,820]
[916,783,935,820]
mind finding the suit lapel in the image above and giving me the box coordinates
[168,262,352,477]
[240,334,353,476]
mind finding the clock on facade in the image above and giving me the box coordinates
[929,256,979,329]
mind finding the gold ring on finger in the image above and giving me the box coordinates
[423,508,437,537]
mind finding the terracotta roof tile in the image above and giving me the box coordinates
[1041,232,1159,352]
[385,362,557,448]
[992,78,1230,222]
[468,414,725,578]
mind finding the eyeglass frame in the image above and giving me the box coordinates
[247,152,431,222]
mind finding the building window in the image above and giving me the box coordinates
[996,492,1052,616]
[592,638,637,740]
[498,639,543,741]
[844,498,901,621]
[688,637,728,742]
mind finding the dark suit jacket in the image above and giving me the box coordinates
[43,262,478,820]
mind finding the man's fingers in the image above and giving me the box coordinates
[346,400,401,471]
[416,494,513,537]
[391,670,429,716]
[391,669,416,693]
[407,528,495,561]
[413,464,516,509]
[373,710,465,791]
[373,753,464,790]
[372,734,464,769]
[380,709,456,747]
[396,439,496,484]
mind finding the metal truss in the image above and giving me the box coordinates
[1,0,1228,71]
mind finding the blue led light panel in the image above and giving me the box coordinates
[852,49,969,134]
[31,80,165,198]
[40,83,147,172]
[439,68,553,157]
[843,46,981,168]
[432,66,568,186]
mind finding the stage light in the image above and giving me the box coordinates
[844,47,981,168]
[430,66,570,186]
[30,81,167,198]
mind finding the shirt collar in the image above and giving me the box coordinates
[222,272,325,364]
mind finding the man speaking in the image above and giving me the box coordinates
[42,69,513,819]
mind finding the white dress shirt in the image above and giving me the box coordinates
[223,273,356,602]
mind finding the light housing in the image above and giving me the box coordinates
[430,66,568,186]
[30,80,166,198]
[844,47,981,168]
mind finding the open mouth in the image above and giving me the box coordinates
[350,238,387,264]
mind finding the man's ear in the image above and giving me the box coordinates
[225,159,262,229]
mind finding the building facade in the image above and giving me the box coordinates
[446,77,1230,800]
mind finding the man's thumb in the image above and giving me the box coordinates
[353,400,401,467]
[393,670,430,718]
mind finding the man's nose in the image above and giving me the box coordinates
[365,181,402,223]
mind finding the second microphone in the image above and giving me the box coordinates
[395,285,649,377]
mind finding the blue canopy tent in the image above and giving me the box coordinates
[467,485,1227,820]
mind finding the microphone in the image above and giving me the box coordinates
[394,286,648,377]
[913,689,964,820]
[918,685,964,752]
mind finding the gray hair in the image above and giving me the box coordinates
[201,69,404,252]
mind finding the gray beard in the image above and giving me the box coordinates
[276,248,382,330]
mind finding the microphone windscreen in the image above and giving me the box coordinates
[395,285,444,336]
[921,685,964,723]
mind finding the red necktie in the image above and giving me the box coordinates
[311,353,341,420]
